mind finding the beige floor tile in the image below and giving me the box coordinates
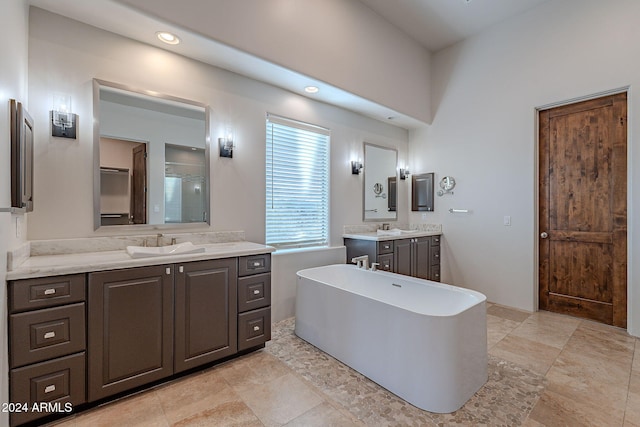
[489,334,561,375]
[625,370,640,426]
[171,401,263,427]
[155,368,240,425]
[487,304,531,323]
[234,373,324,427]
[633,340,640,372]
[71,391,169,427]
[284,401,363,427]
[486,314,520,348]
[530,388,624,427]
[217,350,291,389]
[510,311,580,349]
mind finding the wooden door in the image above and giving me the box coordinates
[539,93,627,327]
[131,143,147,224]
[174,259,237,373]
[87,265,174,401]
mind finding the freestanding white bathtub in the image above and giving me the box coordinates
[295,264,487,413]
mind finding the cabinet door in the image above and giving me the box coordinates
[393,239,412,276]
[414,237,431,279]
[88,265,174,402]
[175,259,237,373]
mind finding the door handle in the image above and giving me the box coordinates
[540,232,548,239]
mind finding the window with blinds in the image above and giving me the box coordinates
[266,114,330,249]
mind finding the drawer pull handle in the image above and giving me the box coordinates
[435,254,439,258]
[253,290,261,295]
[179,266,184,273]
[166,267,171,275]
[252,261,262,267]
[253,326,260,332]
[44,288,57,295]
[44,385,56,393]
[44,331,56,339]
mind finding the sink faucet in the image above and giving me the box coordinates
[156,233,163,247]
[351,255,369,269]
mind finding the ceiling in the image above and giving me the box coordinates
[358,0,551,52]
[28,0,551,128]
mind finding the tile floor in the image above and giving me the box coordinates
[49,302,639,426]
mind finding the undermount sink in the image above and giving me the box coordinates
[376,228,417,236]
[126,242,206,258]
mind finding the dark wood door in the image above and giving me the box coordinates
[539,93,627,327]
[174,259,237,373]
[88,265,174,401]
[131,143,147,224]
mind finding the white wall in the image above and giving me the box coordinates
[27,8,408,320]
[119,0,431,124]
[410,0,640,336]
[0,0,29,420]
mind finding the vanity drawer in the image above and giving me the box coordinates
[431,235,441,246]
[378,241,394,255]
[430,245,441,265]
[10,352,85,426]
[10,303,86,368]
[238,254,271,277]
[378,253,393,271]
[9,274,86,313]
[238,273,271,313]
[431,265,441,282]
[238,307,271,351]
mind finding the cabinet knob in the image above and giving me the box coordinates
[253,289,261,295]
[179,266,184,273]
[435,254,439,258]
[166,267,172,275]
[253,326,260,332]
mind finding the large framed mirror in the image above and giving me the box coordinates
[363,143,398,221]
[93,79,210,230]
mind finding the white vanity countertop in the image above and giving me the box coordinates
[342,230,441,241]
[7,241,275,281]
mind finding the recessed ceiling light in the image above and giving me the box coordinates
[304,86,319,94]
[156,31,181,45]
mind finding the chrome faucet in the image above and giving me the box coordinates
[156,233,163,247]
[351,255,369,269]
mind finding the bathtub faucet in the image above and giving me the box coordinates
[351,255,369,270]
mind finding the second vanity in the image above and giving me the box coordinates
[343,226,442,282]
[5,233,273,426]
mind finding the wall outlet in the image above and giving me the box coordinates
[503,215,511,226]
[421,213,427,220]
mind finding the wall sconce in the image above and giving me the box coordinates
[51,93,77,139]
[399,168,410,180]
[351,160,363,175]
[219,135,234,158]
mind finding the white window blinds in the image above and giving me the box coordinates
[266,115,330,249]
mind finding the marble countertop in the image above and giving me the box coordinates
[342,230,441,242]
[7,241,275,281]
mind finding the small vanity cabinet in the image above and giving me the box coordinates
[237,254,271,351]
[8,274,87,426]
[7,248,272,426]
[344,234,441,281]
[344,238,394,272]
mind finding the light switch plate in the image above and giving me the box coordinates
[503,216,511,226]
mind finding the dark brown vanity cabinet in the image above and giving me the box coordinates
[394,236,441,281]
[8,252,271,425]
[8,274,87,426]
[88,265,174,401]
[344,238,394,272]
[174,259,237,373]
[344,235,441,281]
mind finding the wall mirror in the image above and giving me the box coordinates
[93,79,210,230]
[363,143,398,221]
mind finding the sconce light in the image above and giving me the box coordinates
[219,135,234,158]
[51,93,77,139]
[351,160,363,175]
[399,168,410,180]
